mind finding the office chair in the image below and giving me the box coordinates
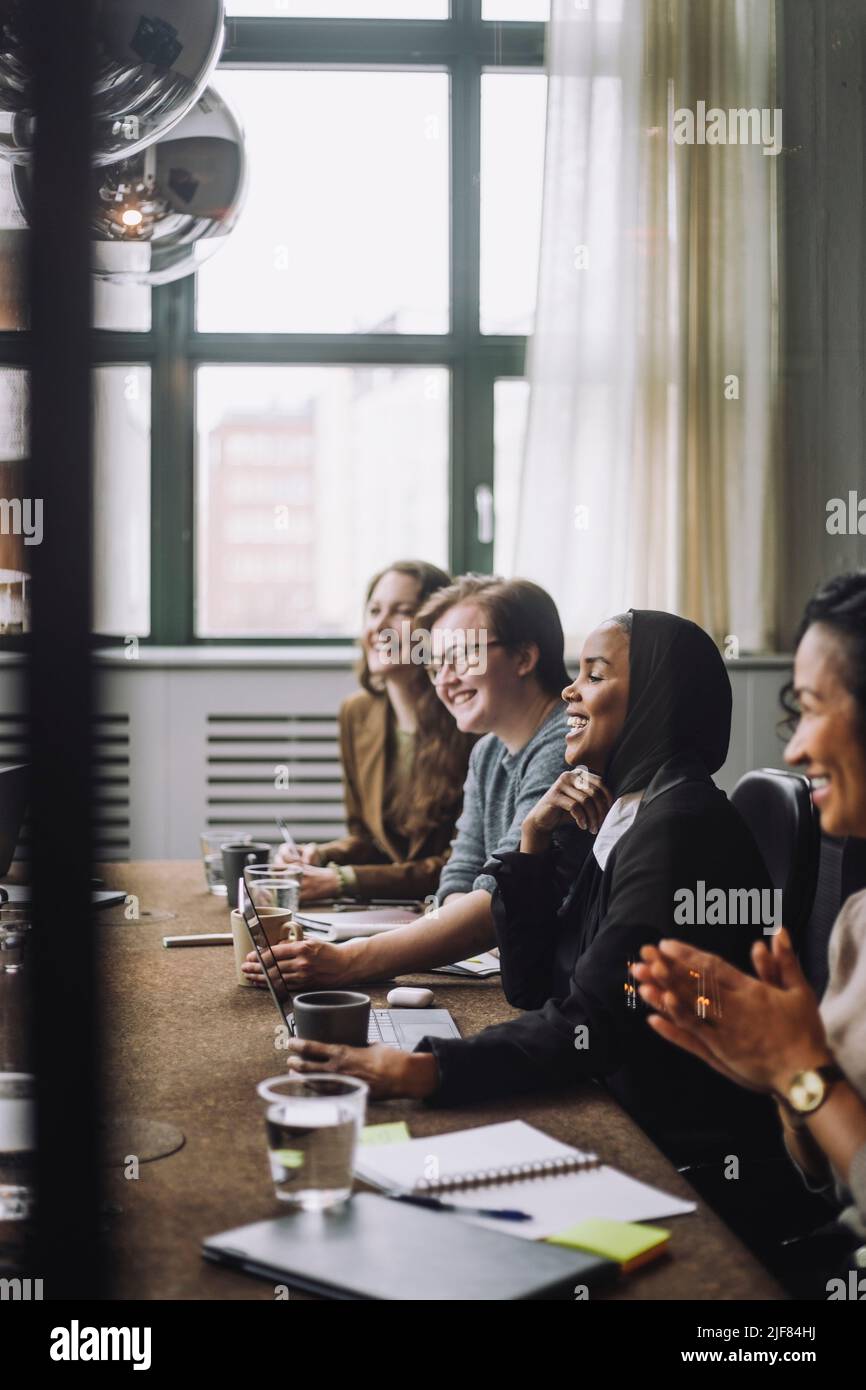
[800,835,866,998]
[680,769,824,1274]
[729,767,820,949]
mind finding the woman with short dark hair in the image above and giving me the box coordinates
[632,572,866,1293]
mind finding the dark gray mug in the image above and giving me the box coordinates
[292,991,371,1046]
[221,841,270,904]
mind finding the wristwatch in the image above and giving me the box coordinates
[778,1062,844,1120]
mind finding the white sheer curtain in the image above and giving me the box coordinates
[514,0,779,652]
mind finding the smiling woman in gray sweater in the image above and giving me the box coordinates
[245,576,581,991]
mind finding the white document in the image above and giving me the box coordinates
[355,1119,695,1240]
[433,951,501,978]
[450,1166,695,1240]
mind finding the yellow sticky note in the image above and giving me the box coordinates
[360,1122,411,1146]
[547,1218,670,1272]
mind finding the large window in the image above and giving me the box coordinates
[0,6,547,643]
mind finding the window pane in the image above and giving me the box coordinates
[0,368,30,633]
[93,367,151,637]
[0,369,152,636]
[481,73,547,335]
[483,0,549,18]
[196,365,449,636]
[493,378,529,575]
[93,283,151,333]
[0,161,27,331]
[227,1,448,14]
[197,72,449,334]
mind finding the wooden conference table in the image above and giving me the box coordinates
[96,862,784,1301]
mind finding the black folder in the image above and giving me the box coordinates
[202,1192,617,1301]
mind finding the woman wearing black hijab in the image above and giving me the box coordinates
[285,610,779,1167]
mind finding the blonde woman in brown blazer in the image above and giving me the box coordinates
[276,561,475,903]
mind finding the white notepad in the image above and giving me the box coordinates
[355,1120,696,1240]
[433,951,501,979]
[295,907,416,942]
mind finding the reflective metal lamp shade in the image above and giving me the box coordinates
[0,0,225,165]
[13,86,246,287]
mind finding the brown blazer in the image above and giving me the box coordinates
[316,689,459,900]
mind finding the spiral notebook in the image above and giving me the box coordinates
[355,1120,695,1241]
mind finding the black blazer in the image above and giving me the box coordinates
[419,754,781,1166]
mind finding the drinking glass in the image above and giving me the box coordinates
[0,910,31,974]
[200,829,251,895]
[0,1073,35,1221]
[243,865,301,921]
[257,1074,368,1211]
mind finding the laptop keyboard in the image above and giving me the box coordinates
[368,1009,399,1046]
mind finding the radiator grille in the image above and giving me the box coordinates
[0,712,131,862]
[205,712,346,846]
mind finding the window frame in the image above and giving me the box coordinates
[0,4,547,646]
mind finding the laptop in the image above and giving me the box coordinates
[241,894,461,1051]
[0,763,127,910]
[203,1190,618,1300]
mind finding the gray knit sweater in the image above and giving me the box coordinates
[436,705,569,900]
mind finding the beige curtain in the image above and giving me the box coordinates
[515,0,779,652]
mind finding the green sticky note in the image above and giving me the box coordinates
[360,1122,411,1147]
[272,1149,305,1169]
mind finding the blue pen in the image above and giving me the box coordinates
[389,1191,532,1222]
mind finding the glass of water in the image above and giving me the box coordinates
[257,1074,368,1211]
[0,910,31,974]
[0,1073,35,1221]
[244,865,301,922]
[200,829,250,896]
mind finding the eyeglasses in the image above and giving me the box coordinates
[425,639,504,684]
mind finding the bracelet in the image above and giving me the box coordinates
[327,861,351,897]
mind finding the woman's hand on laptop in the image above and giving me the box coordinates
[286,1037,440,1101]
[242,936,359,988]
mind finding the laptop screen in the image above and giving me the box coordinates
[241,893,293,1026]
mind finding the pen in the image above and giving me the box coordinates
[388,1192,532,1222]
[163,933,233,948]
[275,817,298,855]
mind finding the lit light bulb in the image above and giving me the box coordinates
[121,209,143,227]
